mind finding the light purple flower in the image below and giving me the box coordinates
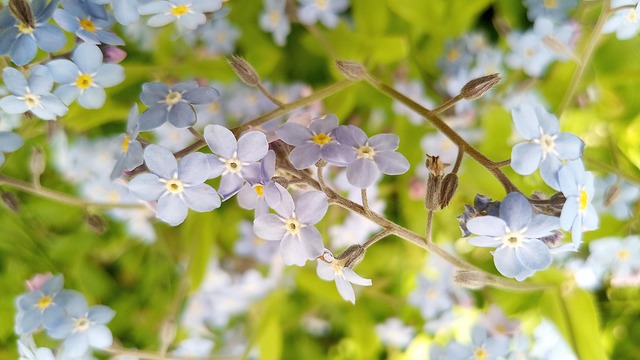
[129,144,221,226]
[89,0,143,25]
[237,150,290,217]
[0,66,68,120]
[297,0,348,28]
[46,43,125,109]
[54,0,125,45]
[467,192,559,281]
[204,125,269,200]
[253,190,327,266]
[510,103,584,190]
[138,0,222,31]
[558,159,598,249]
[259,0,291,46]
[110,104,144,180]
[334,125,410,188]
[316,250,372,304]
[276,114,354,170]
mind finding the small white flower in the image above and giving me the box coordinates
[316,251,372,304]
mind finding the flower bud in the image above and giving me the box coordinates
[86,214,107,234]
[425,155,449,211]
[454,270,487,289]
[9,0,35,28]
[1,191,20,212]
[460,73,500,100]
[30,147,45,180]
[336,244,366,269]
[335,60,367,81]
[439,173,458,209]
[603,182,621,208]
[227,55,260,87]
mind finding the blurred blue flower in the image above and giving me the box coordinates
[138,0,222,30]
[0,130,23,165]
[253,190,327,266]
[558,159,598,249]
[0,66,68,120]
[46,43,125,109]
[15,275,73,335]
[88,0,145,25]
[334,125,410,189]
[316,250,372,304]
[259,0,290,46]
[138,81,220,131]
[524,0,577,21]
[234,220,280,264]
[204,125,269,200]
[128,144,221,226]
[505,28,555,77]
[588,236,640,281]
[198,18,240,55]
[374,318,414,349]
[297,0,348,28]
[276,114,355,170]
[110,104,144,180]
[466,192,559,281]
[392,80,435,126]
[237,150,291,217]
[54,0,125,45]
[17,335,55,360]
[510,103,584,190]
[47,295,115,358]
[602,0,640,40]
[593,174,639,220]
[0,0,66,66]
[448,325,510,360]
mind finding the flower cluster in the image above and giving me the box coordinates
[15,274,115,359]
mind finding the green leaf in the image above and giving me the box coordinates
[181,211,219,291]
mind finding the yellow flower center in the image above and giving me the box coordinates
[254,184,264,197]
[165,91,183,106]
[617,249,630,261]
[356,145,375,160]
[312,133,331,145]
[447,48,460,62]
[285,217,303,236]
[74,317,90,332]
[473,347,488,360]
[76,74,93,89]
[165,178,184,194]
[18,22,34,34]
[171,5,190,16]
[79,18,96,32]
[578,189,588,211]
[269,10,281,25]
[501,229,524,247]
[625,9,638,23]
[544,0,557,9]
[37,295,53,310]
[315,0,328,10]
[22,93,40,108]
[121,135,131,152]
[225,158,242,173]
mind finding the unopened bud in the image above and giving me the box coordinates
[227,55,260,87]
[86,214,107,234]
[336,244,366,269]
[543,35,575,61]
[159,318,177,354]
[335,60,367,81]
[425,155,449,211]
[460,73,500,100]
[9,0,35,28]
[30,147,45,180]
[603,183,621,208]
[454,270,487,289]
[1,191,20,212]
[439,173,458,209]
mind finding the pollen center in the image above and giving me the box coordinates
[22,93,40,108]
[626,10,638,23]
[225,158,242,173]
[121,135,131,152]
[165,91,183,105]
[578,189,588,211]
[79,18,96,32]
[447,48,460,62]
[171,5,190,16]
[536,132,557,158]
[617,249,630,261]
[18,22,34,34]
[473,347,488,360]
[356,145,375,160]
[37,295,53,310]
[501,230,524,247]
[285,217,302,236]
[312,133,331,145]
[165,179,184,194]
[76,74,93,89]
[74,317,90,332]
[315,0,328,10]
[543,0,557,9]
[269,10,281,24]
[254,184,264,197]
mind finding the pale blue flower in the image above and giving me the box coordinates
[316,250,372,304]
[204,125,269,200]
[138,0,222,31]
[448,325,510,360]
[0,130,23,165]
[253,190,327,266]
[505,28,554,77]
[558,159,598,249]
[297,0,348,28]
[88,0,146,25]
[198,18,240,55]
[375,318,415,349]
[46,43,125,109]
[15,275,73,334]
[334,125,410,189]
[0,66,68,120]
[234,220,280,264]
[593,174,640,220]
[467,192,559,281]
[0,0,66,66]
[510,103,584,190]
[110,104,144,180]
[524,0,577,21]
[54,0,125,45]
[588,236,640,280]
[259,0,290,46]
[17,335,55,360]
[237,150,291,217]
[602,0,640,40]
[128,144,221,226]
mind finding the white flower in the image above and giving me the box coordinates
[316,251,372,304]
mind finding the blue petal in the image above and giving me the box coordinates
[560,197,579,230]
[515,240,551,271]
[467,215,507,236]
[204,124,238,158]
[346,158,379,188]
[374,151,410,175]
[178,152,209,184]
[34,23,66,53]
[493,246,526,278]
[10,35,37,66]
[27,66,54,94]
[289,143,321,169]
[295,191,328,224]
[183,184,221,211]
[157,194,188,225]
[182,86,220,104]
[511,104,539,140]
[554,132,584,160]
[129,173,165,200]
[0,96,29,114]
[53,84,80,105]
[539,155,562,190]
[140,82,169,105]
[533,105,560,135]
[168,102,196,128]
[2,67,28,95]
[511,142,541,175]
[138,105,169,131]
[237,131,268,162]
[72,43,103,74]
[47,59,79,84]
[94,63,125,87]
[499,192,532,231]
[78,87,106,109]
[144,144,177,179]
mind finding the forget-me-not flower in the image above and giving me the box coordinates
[253,190,327,266]
[110,104,144,180]
[593,174,640,220]
[138,81,220,131]
[297,0,348,28]
[15,275,73,335]
[316,250,372,304]
[129,144,221,226]
[466,192,559,281]
[198,18,240,55]
[276,114,355,170]
[524,0,577,21]
[588,236,640,280]
[138,0,222,31]
[88,0,144,25]
[510,103,584,190]
[558,159,598,249]
[54,0,125,45]
[602,0,640,40]
[237,150,291,217]
[46,43,125,109]
[47,295,115,358]
[0,0,66,66]
[0,66,68,120]
[17,335,55,360]
[447,325,511,360]
[204,125,269,200]
[0,131,23,165]
[374,318,415,349]
[259,0,291,46]
[334,125,410,189]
